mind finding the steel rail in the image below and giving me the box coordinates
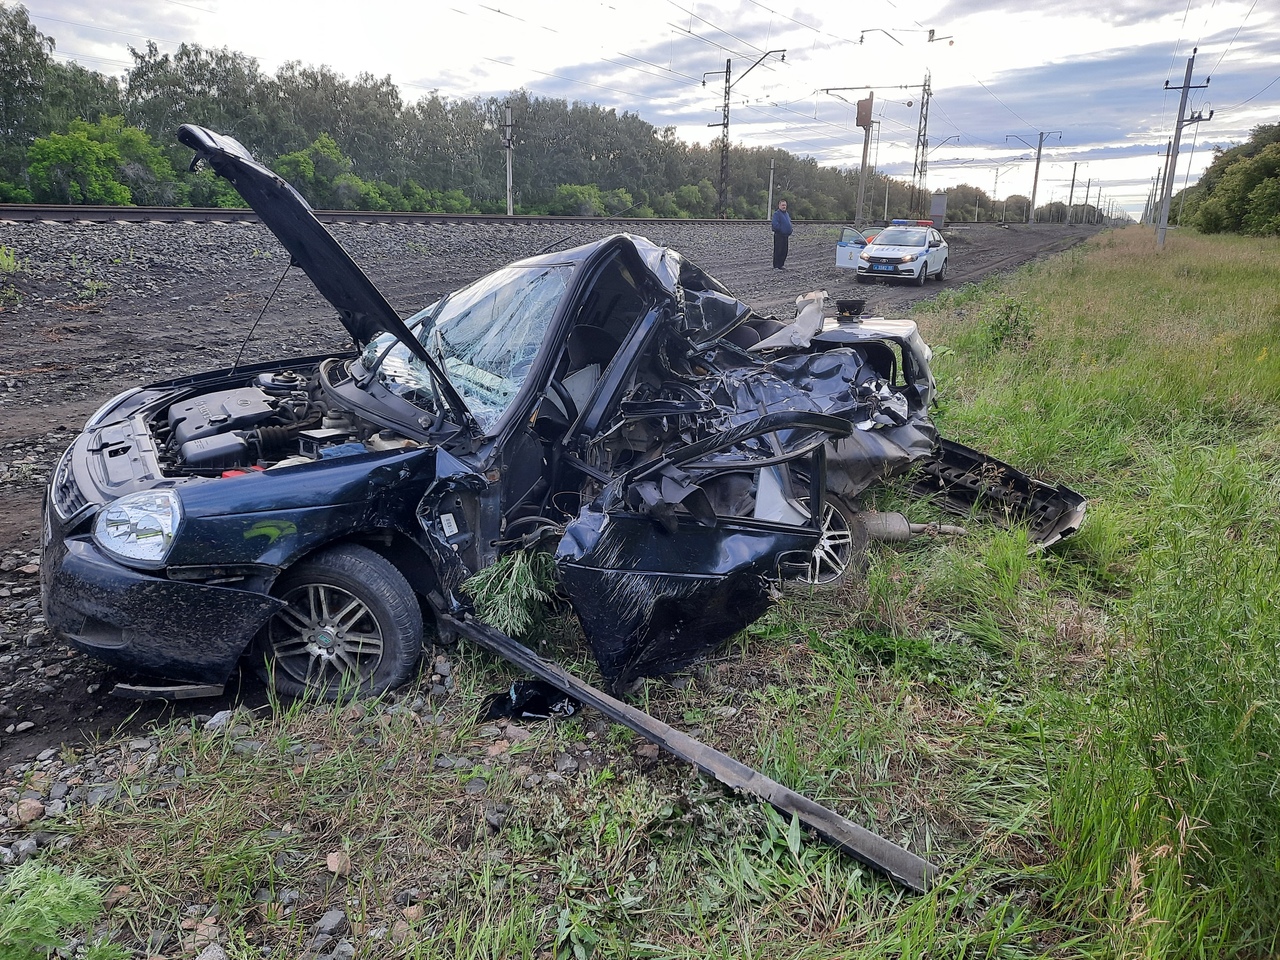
[445,611,938,891]
[0,203,852,227]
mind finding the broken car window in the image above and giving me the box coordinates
[361,265,573,431]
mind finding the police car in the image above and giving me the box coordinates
[852,220,948,285]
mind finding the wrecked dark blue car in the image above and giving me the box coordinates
[40,125,1083,701]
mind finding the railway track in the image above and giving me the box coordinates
[0,203,834,227]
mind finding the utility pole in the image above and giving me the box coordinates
[1082,179,1091,224]
[1067,162,1077,223]
[1157,48,1212,249]
[502,104,515,216]
[823,81,928,218]
[855,93,874,225]
[1006,130,1060,223]
[705,49,785,218]
[910,71,932,215]
[767,158,775,215]
[1154,140,1172,222]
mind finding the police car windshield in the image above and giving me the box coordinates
[874,227,927,246]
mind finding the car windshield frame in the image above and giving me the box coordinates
[872,228,928,246]
[359,264,574,433]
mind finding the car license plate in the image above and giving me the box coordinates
[872,264,894,272]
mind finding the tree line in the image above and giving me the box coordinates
[1,2,1081,224]
[1173,123,1280,236]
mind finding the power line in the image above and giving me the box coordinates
[28,14,185,48]
[666,1,765,56]
[739,0,863,48]
[966,73,1038,129]
[1211,0,1260,76]
[1218,74,1280,111]
[482,58,692,107]
[663,21,756,62]
[50,50,136,72]
[476,4,560,34]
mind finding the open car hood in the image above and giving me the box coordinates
[177,124,432,365]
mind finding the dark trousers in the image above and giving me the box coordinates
[772,231,789,268]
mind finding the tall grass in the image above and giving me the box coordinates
[921,226,1280,956]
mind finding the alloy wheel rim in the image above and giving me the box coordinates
[805,501,854,583]
[267,583,385,689]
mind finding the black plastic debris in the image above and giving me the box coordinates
[482,680,582,721]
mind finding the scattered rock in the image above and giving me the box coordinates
[203,710,235,731]
[11,797,44,822]
[484,802,510,831]
[314,908,347,937]
[325,850,352,876]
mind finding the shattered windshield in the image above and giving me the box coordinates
[360,265,572,431]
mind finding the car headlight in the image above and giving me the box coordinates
[93,489,183,567]
[899,253,920,263]
[858,251,870,262]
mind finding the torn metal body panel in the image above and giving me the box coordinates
[41,124,1085,703]
[446,611,938,892]
[557,506,808,687]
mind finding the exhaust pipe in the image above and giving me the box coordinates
[861,511,967,543]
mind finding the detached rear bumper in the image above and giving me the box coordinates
[911,439,1087,548]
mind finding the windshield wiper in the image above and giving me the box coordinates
[355,293,480,437]
[357,292,451,390]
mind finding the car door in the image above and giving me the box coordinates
[927,229,944,274]
[836,226,869,269]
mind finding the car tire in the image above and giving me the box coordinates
[253,544,422,700]
[935,258,948,281]
[913,265,927,287]
[787,479,867,586]
[856,275,870,284]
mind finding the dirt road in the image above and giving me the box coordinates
[0,216,1099,762]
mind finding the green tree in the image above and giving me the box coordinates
[43,61,123,132]
[945,183,993,222]
[548,184,606,216]
[0,3,54,175]
[274,133,390,210]
[72,116,185,204]
[1195,141,1280,234]
[125,41,269,170]
[26,129,131,204]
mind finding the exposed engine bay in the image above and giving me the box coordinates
[152,365,425,477]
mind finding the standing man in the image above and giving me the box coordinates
[771,199,793,269]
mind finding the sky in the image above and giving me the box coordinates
[25,0,1280,218]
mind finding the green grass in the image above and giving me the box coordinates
[917,227,1280,956]
[9,226,1280,957]
[0,862,127,960]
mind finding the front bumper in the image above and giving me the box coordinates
[42,529,283,685]
[856,261,923,280]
